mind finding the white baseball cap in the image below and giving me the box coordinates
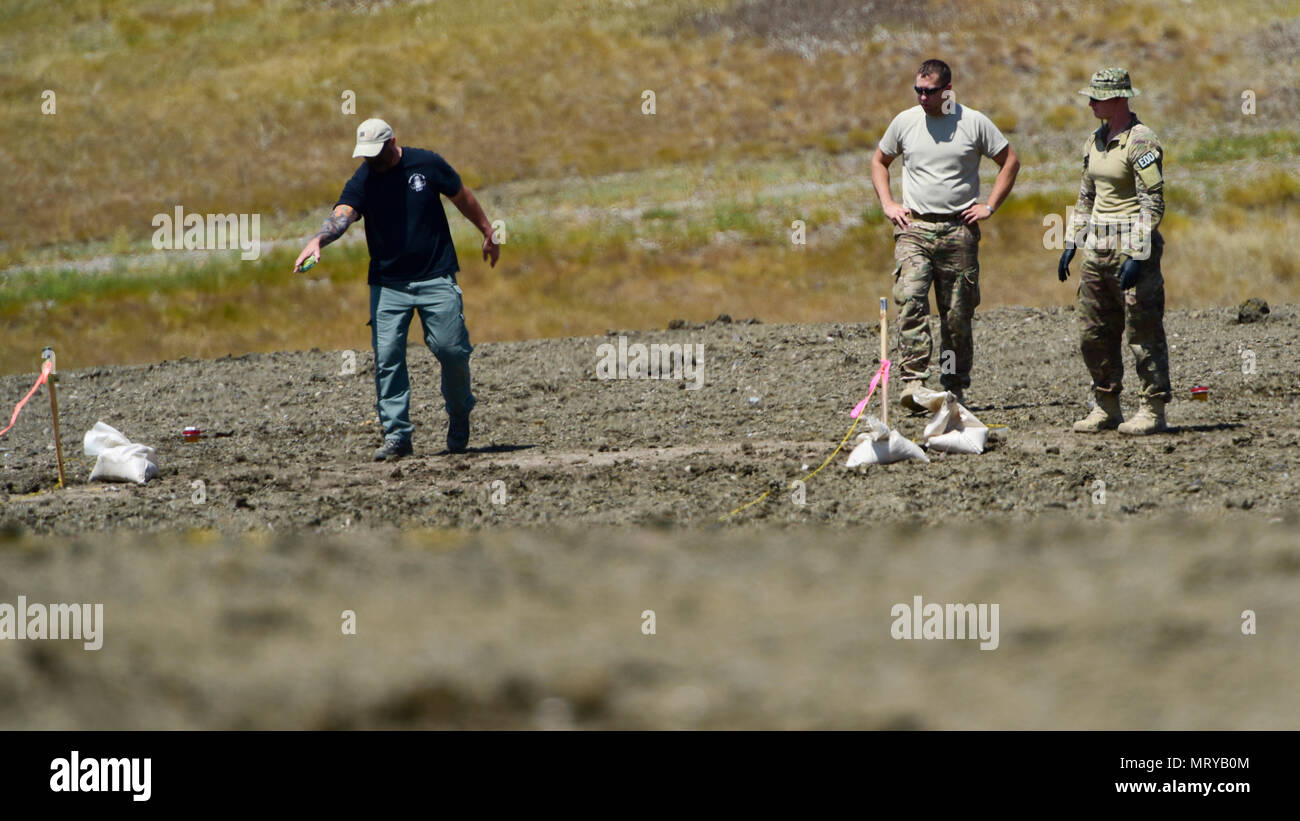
[353,118,394,158]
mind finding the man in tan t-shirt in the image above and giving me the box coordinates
[871,58,1020,409]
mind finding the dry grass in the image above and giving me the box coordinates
[4,0,1292,249]
[3,176,1295,375]
[1,0,1298,375]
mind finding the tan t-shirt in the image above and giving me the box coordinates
[879,103,1009,214]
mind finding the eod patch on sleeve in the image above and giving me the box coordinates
[1134,148,1162,187]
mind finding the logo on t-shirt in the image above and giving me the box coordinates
[408,173,427,192]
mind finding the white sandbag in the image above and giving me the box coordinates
[83,421,159,483]
[911,387,989,455]
[89,443,158,484]
[83,420,131,456]
[846,414,930,467]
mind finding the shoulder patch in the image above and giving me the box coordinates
[1135,149,1163,188]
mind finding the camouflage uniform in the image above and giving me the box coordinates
[1068,70,1170,403]
[892,218,980,392]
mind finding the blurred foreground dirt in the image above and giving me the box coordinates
[0,306,1296,728]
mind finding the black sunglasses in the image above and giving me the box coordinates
[914,85,946,96]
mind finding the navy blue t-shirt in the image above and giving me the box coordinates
[336,147,463,285]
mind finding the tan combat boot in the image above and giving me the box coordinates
[1072,392,1123,433]
[1118,396,1168,436]
[899,380,926,413]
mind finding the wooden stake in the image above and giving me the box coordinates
[41,348,65,489]
[879,298,889,428]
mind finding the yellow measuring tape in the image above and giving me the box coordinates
[720,368,1008,521]
[721,360,892,522]
[719,411,868,521]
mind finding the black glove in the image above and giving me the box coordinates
[1119,256,1142,289]
[1057,247,1075,281]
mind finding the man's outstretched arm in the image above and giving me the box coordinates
[448,186,499,268]
[294,204,359,272]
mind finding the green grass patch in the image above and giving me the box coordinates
[712,201,761,234]
[642,207,680,220]
[0,244,371,313]
[1182,131,1300,164]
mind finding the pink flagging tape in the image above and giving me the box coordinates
[850,359,891,419]
[0,361,53,438]
[721,357,895,521]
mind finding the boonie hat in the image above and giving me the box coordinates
[353,118,394,158]
[1078,68,1140,100]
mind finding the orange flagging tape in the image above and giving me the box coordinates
[0,361,53,438]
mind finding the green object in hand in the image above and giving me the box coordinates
[299,254,318,272]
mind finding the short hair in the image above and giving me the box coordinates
[917,59,951,87]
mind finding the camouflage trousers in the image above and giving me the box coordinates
[891,218,981,391]
[1077,231,1171,401]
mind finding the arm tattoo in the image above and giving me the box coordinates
[312,205,358,245]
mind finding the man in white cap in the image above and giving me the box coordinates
[295,118,499,459]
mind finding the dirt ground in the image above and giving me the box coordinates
[1,305,1297,728]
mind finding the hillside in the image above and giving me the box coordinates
[2,0,1298,374]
